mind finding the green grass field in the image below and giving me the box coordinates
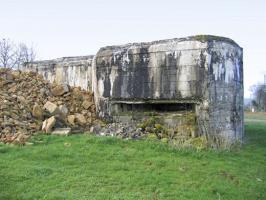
[0,113,265,200]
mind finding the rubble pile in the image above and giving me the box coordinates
[0,68,97,144]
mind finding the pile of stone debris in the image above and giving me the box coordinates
[0,68,98,144]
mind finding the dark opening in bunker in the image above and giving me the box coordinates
[111,102,195,113]
[111,101,198,137]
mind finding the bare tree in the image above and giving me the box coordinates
[0,38,36,69]
[17,43,36,70]
[0,38,18,68]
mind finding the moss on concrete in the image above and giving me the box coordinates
[192,35,240,47]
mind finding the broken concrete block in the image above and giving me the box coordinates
[43,101,59,115]
[67,115,75,126]
[75,113,86,125]
[82,100,93,109]
[58,104,68,118]
[51,84,69,96]
[42,116,56,133]
[90,124,101,134]
[51,128,71,136]
[32,104,43,119]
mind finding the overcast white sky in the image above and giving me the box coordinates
[0,0,265,97]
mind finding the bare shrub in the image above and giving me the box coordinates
[0,38,36,69]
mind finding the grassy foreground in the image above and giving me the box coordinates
[0,114,266,200]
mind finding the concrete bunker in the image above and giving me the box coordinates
[93,35,243,144]
[23,35,244,145]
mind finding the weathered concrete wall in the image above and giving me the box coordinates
[92,35,243,143]
[207,41,243,142]
[23,56,94,91]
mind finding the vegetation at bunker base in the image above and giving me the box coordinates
[0,115,266,199]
